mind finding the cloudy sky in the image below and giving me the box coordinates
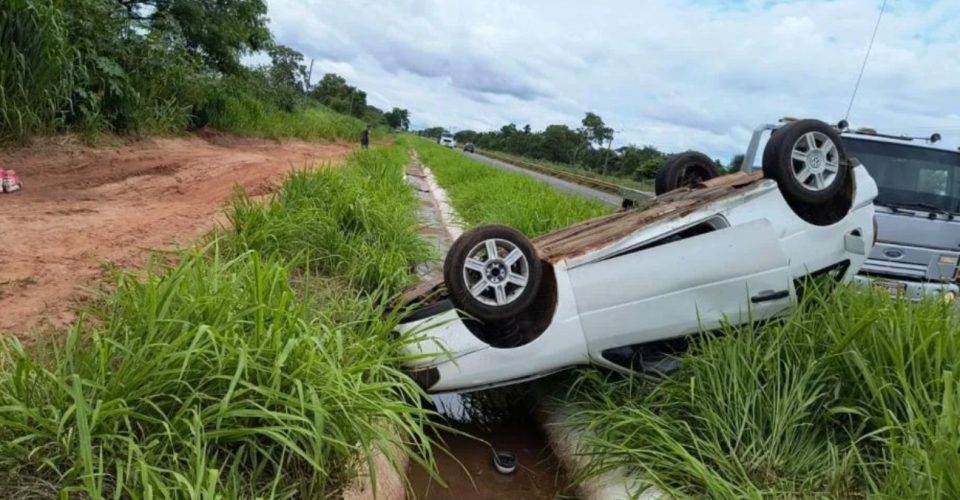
[264,0,959,160]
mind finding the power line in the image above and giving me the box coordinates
[845,0,888,122]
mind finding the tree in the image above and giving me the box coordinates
[119,0,272,75]
[580,112,614,149]
[267,44,308,92]
[635,157,665,180]
[729,154,745,171]
[384,107,410,130]
[539,124,582,164]
[310,73,367,118]
[419,127,444,139]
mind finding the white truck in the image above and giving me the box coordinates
[439,132,456,148]
[399,119,878,394]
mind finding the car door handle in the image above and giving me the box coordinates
[751,289,790,303]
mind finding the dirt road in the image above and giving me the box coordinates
[0,133,353,338]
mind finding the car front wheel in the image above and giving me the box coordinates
[443,225,542,322]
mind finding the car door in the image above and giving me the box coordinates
[567,218,793,359]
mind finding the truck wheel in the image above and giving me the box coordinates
[762,119,848,205]
[444,225,542,322]
[655,151,720,195]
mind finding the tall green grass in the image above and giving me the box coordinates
[561,285,960,498]
[200,86,368,142]
[228,146,431,294]
[411,139,610,237]
[0,0,72,141]
[0,144,437,497]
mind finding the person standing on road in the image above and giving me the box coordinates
[360,125,371,149]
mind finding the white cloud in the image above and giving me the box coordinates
[265,0,960,160]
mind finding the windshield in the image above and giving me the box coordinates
[843,137,960,214]
[441,133,452,139]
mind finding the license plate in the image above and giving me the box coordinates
[875,280,906,295]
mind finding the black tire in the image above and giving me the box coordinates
[762,119,848,205]
[654,151,720,195]
[443,225,543,322]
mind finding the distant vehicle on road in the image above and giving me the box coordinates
[397,119,878,394]
[463,143,475,153]
[439,132,456,148]
[739,119,960,301]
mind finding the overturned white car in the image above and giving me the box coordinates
[398,119,879,394]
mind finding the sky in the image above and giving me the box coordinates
[263,0,960,161]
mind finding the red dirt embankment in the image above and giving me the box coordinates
[0,133,353,338]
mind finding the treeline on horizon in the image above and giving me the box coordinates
[417,112,744,182]
[1,0,410,142]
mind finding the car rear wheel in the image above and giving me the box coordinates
[654,151,720,195]
[763,119,848,205]
[444,225,542,321]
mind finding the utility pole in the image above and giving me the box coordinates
[305,59,315,93]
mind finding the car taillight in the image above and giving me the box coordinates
[872,216,878,246]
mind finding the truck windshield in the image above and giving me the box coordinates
[843,137,960,214]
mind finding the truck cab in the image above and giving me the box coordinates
[843,132,960,300]
[740,120,960,300]
[439,132,456,148]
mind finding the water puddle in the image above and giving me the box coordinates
[407,388,576,499]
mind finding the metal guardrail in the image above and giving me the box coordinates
[477,149,651,204]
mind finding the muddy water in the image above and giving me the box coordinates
[407,391,576,500]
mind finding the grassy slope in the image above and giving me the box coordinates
[205,96,370,143]
[0,144,437,498]
[479,148,654,192]
[411,138,611,236]
[414,135,960,498]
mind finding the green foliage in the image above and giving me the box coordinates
[445,112,671,184]
[384,107,410,131]
[128,0,271,74]
[581,111,613,148]
[310,73,369,119]
[1,1,405,142]
[266,44,309,112]
[0,0,72,141]
[0,144,437,497]
[229,146,432,294]
[199,79,366,142]
[411,138,610,237]
[420,126,445,140]
[562,285,960,498]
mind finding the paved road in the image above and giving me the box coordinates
[464,151,623,206]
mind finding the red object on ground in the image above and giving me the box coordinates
[1,167,22,193]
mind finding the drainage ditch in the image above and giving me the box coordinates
[404,155,575,499]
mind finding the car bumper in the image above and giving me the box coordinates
[852,274,959,301]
